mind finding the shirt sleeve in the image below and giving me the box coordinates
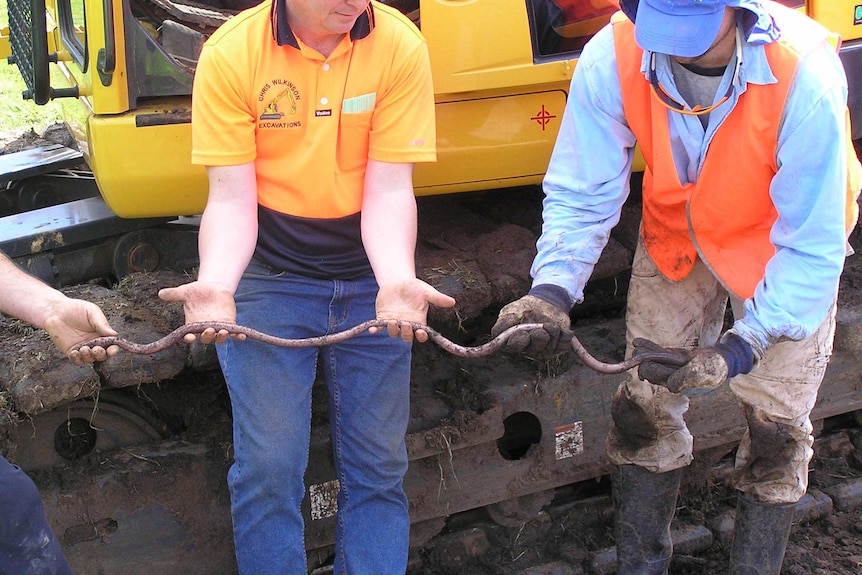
[191,42,258,167]
[530,25,637,304]
[367,38,436,164]
[733,39,851,355]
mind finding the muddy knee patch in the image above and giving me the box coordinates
[737,406,810,485]
[611,395,659,449]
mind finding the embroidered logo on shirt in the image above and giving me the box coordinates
[342,93,376,114]
[258,79,302,128]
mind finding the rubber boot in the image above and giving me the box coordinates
[612,464,683,575]
[728,492,795,575]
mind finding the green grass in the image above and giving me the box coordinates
[0,0,65,133]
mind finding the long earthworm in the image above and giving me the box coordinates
[73,321,689,375]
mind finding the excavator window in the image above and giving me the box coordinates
[57,0,86,67]
[527,0,620,59]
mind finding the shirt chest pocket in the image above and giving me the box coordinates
[336,109,373,175]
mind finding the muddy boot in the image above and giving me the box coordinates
[612,464,683,575]
[728,492,795,575]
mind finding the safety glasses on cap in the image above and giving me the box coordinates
[648,27,742,116]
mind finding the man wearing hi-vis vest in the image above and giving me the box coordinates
[492,0,862,573]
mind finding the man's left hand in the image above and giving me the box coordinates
[637,333,755,395]
[374,278,456,343]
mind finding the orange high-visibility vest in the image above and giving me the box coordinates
[612,6,860,298]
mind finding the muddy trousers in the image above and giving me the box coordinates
[608,240,835,498]
[728,493,795,575]
[605,241,835,573]
[612,465,682,575]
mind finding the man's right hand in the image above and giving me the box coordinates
[158,281,238,344]
[491,295,571,355]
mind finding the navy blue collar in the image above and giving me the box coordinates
[270,0,375,48]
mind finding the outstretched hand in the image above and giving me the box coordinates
[372,278,456,343]
[158,281,241,344]
[44,298,120,365]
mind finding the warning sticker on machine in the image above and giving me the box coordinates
[309,479,340,520]
[555,421,584,460]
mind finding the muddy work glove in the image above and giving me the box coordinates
[633,339,693,385]
[634,333,755,395]
[491,295,571,356]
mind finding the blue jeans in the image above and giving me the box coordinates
[0,456,73,575]
[218,260,412,575]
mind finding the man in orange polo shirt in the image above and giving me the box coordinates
[492,1,859,574]
[158,1,455,573]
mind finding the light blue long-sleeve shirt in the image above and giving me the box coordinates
[530,2,853,356]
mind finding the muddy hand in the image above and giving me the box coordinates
[568,333,690,375]
[632,334,755,395]
[491,295,571,355]
[662,333,755,395]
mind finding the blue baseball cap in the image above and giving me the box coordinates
[633,0,729,58]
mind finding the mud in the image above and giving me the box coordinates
[0,272,192,417]
[0,124,78,153]
[406,424,862,575]
[416,188,542,326]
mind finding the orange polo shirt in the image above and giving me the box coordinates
[191,1,436,278]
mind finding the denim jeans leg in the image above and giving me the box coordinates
[218,264,328,575]
[320,276,412,575]
[0,456,73,575]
